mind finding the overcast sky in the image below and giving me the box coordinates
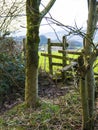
[39,0,88,34]
[15,0,88,36]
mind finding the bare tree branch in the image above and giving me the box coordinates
[40,0,56,20]
[0,0,25,36]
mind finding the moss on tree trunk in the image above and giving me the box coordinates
[80,77,90,130]
[25,0,40,107]
[80,0,97,129]
[25,0,56,107]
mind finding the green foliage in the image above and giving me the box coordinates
[0,52,25,105]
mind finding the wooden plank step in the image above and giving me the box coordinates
[60,62,77,72]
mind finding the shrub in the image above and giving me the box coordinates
[0,37,25,106]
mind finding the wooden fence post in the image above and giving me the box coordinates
[48,38,53,75]
[62,36,68,79]
[62,36,68,66]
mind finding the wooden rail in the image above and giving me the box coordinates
[58,50,81,55]
[49,43,63,46]
[41,53,77,61]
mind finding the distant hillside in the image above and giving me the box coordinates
[13,28,98,44]
[13,36,25,42]
[39,35,48,46]
[13,30,98,49]
[67,40,83,50]
[13,35,48,46]
[13,34,83,50]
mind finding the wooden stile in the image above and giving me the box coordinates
[41,36,81,79]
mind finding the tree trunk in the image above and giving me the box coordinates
[86,66,95,129]
[80,0,97,129]
[25,0,56,107]
[85,0,97,129]
[80,76,90,130]
[25,0,40,107]
[78,55,90,130]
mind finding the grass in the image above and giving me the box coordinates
[39,51,63,72]
[94,59,98,72]
[0,91,82,130]
[0,102,59,130]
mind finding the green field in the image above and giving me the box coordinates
[39,52,62,72]
[39,51,98,74]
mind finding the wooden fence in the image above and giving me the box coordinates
[22,36,98,80]
[41,36,82,79]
